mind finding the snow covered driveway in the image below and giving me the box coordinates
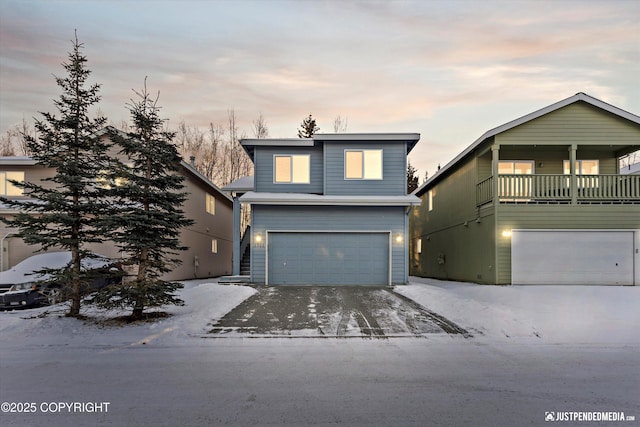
[208,286,470,338]
[1,279,638,426]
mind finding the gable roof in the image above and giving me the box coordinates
[97,126,232,203]
[414,92,640,197]
[240,133,420,161]
[0,126,232,204]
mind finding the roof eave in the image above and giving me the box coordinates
[239,192,421,207]
[414,92,640,197]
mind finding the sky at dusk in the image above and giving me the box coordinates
[1,0,638,178]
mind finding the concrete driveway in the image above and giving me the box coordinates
[208,286,470,338]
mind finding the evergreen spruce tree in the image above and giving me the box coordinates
[92,79,193,320]
[297,114,319,138]
[407,160,419,194]
[0,33,110,317]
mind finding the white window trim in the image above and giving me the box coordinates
[563,159,600,189]
[498,160,535,175]
[563,159,600,175]
[344,149,383,180]
[273,154,311,184]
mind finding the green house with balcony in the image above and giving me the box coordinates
[410,93,640,286]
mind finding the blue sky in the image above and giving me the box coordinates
[1,0,638,177]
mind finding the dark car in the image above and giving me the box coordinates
[0,252,122,309]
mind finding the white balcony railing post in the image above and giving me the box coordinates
[480,174,640,204]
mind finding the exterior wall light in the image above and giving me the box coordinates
[395,234,404,243]
[501,230,512,238]
[254,233,264,247]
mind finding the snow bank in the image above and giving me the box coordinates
[0,279,256,348]
[2,276,638,347]
[397,277,640,344]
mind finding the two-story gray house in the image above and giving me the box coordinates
[236,133,421,286]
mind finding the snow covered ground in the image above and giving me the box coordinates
[0,278,638,426]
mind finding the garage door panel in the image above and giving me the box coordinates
[268,232,389,285]
[512,231,634,285]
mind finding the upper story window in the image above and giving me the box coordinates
[206,193,216,215]
[428,190,433,212]
[274,155,310,184]
[344,149,383,180]
[563,160,599,175]
[563,160,599,188]
[0,171,25,196]
[498,161,534,175]
[498,161,534,199]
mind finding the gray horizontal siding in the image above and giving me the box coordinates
[324,142,407,196]
[251,205,407,285]
[254,146,323,194]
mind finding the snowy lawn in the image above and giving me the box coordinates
[0,278,638,426]
[396,277,640,345]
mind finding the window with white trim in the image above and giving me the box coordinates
[498,160,534,199]
[563,160,600,188]
[344,149,382,180]
[274,155,310,183]
[0,171,24,196]
[206,193,216,215]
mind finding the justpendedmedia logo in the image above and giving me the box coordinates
[545,411,635,422]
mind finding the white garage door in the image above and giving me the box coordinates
[511,230,635,285]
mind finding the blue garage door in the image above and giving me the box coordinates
[268,232,389,285]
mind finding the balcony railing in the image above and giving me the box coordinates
[476,174,640,206]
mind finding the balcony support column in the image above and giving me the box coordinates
[492,144,500,205]
[569,144,577,205]
[491,144,500,285]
